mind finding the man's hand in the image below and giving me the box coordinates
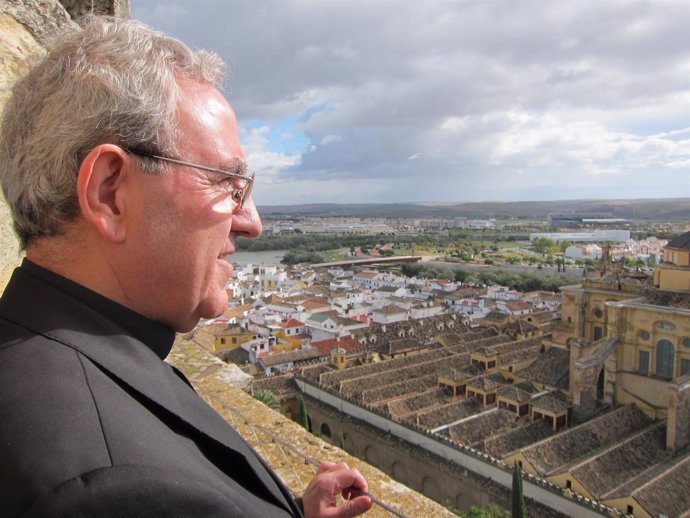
[301,461,372,518]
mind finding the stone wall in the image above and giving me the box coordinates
[667,374,690,451]
[0,2,67,289]
[0,1,128,292]
[171,338,456,518]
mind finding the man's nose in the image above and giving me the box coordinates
[231,197,262,238]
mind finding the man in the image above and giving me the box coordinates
[0,16,371,518]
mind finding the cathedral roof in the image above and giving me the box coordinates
[666,231,690,250]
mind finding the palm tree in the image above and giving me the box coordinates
[252,389,280,412]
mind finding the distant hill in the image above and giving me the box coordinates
[258,198,690,222]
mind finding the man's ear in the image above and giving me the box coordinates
[77,144,131,243]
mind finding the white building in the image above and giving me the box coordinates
[530,230,630,243]
[565,244,603,260]
[370,304,408,324]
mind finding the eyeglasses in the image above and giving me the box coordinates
[125,148,254,209]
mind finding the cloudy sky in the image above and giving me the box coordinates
[132,0,690,207]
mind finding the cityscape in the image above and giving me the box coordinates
[182,211,690,517]
[3,2,690,517]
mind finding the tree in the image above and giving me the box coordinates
[297,395,310,431]
[454,269,470,283]
[252,389,280,412]
[512,461,526,518]
[532,237,558,254]
[559,240,573,253]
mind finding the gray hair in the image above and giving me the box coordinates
[0,16,226,248]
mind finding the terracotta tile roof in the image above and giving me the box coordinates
[311,336,363,356]
[503,319,540,336]
[222,304,254,319]
[497,384,535,402]
[386,387,454,419]
[251,374,300,399]
[363,375,439,407]
[630,454,690,517]
[521,404,653,477]
[483,419,554,459]
[644,290,690,309]
[259,348,323,367]
[666,230,690,249]
[338,351,471,400]
[280,318,304,328]
[302,297,331,310]
[498,346,542,368]
[516,346,570,390]
[466,373,504,392]
[570,422,670,500]
[375,304,408,315]
[504,300,533,312]
[527,310,559,323]
[531,392,570,413]
[482,310,511,322]
[385,337,424,355]
[415,398,482,429]
[447,408,521,447]
[489,335,542,355]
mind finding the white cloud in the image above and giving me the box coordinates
[132,0,690,205]
[320,135,342,146]
[239,126,301,189]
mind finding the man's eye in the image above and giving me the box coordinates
[231,189,243,202]
[215,177,238,192]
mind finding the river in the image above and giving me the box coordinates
[228,249,287,265]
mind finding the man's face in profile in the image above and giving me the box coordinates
[125,80,262,332]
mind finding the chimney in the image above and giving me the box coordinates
[667,375,690,451]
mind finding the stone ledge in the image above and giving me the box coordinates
[170,337,456,518]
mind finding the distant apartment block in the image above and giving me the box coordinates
[547,212,627,227]
[530,230,631,243]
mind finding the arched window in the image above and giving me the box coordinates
[320,422,331,438]
[656,340,674,379]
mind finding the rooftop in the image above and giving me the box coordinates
[666,230,690,250]
[259,348,323,367]
[570,422,670,500]
[516,346,570,390]
[521,405,652,477]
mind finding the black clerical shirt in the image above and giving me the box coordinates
[21,258,176,360]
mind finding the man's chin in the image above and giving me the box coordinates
[198,293,229,322]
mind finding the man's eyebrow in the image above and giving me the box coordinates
[219,158,248,177]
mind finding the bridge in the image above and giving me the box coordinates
[311,255,423,268]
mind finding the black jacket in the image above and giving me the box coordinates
[0,265,303,517]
